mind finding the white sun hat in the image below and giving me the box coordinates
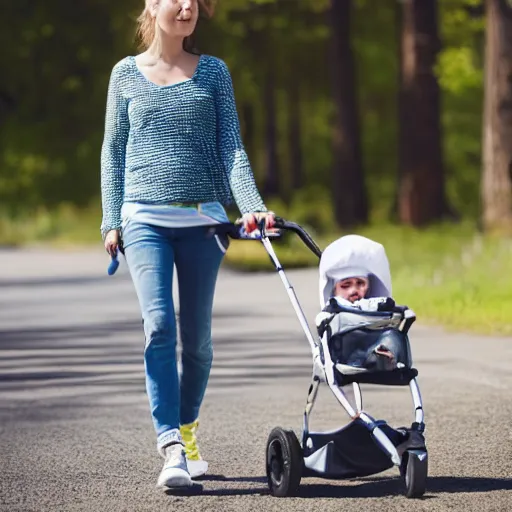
[319,234,392,307]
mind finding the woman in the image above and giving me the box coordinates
[100,0,274,489]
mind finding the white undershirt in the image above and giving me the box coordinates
[121,201,230,229]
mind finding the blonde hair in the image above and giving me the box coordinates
[136,0,216,50]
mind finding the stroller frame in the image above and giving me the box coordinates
[219,218,428,498]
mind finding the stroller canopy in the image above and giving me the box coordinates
[319,234,392,307]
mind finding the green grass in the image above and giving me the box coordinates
[0,204,102,248]
[225,221,512,336]
[1,203,511,335]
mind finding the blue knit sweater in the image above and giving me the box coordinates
[100,54,266,234]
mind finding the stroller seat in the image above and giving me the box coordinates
[330,324,418,386]
[315,297,418,387]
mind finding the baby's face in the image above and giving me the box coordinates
[334,277,369,303]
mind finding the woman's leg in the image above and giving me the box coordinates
[122,222,181,450]
[173,227,226,426]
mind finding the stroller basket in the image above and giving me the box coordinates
[303,419,400,479]
[327,313,417,386]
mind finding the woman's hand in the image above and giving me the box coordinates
[104,229,120,257]
[240,211,276,233]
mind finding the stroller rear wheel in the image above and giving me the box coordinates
[400,449,428,498]
[266,427,302,497]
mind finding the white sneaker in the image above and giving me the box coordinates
[157,442,192,488]
[187,459,209,479]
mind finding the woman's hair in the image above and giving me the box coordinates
[136,0,215,51]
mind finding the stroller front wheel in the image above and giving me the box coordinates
[266,427,302,497]
[401,449,428,498]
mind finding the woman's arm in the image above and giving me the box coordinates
[214,59,267,215]
[100,62,129,238]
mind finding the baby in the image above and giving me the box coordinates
[330,269,396,313]
[326,270,403,371]
[319,234,396,313]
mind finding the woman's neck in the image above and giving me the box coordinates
[147,31,186,63]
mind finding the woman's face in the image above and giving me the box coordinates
[152,0,199,39]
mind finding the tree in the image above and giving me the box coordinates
[287,76,303,191]
[397,0,450,226]
[481,0,512,232]
[262,51,280,198]
[0,0,139,211]
[330,0,368,227]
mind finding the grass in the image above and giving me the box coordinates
[225,221,512,336]
[1,203,511,335]
[0,204,102,248]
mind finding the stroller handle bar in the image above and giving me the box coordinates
[273,217,322,259]
[214,216,323,259]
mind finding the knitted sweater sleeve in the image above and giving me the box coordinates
[214,59,267,214]
[100,61,129,236]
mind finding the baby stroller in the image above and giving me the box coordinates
[219,217,427,499]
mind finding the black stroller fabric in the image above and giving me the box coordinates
[330,328,417,386]
[329,328,411,371]
[303,419,426,479]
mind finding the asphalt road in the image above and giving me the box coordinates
[0,247,511,512]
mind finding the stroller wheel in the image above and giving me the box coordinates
[400,449,428,498]
[266,427,302,497]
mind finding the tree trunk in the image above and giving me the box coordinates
[288,77,303,190]
[398,0,449,226]
[263,58,280,198]
[330,0,368,228]
[390,0,403,221]
[482,0,512,232]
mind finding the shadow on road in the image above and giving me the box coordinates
[197,474,267,484]
[0,311,313,400]
[164,475,269,497]
[165,485,269,497]
[297,475,512,498]
[162,475,512,498]
[0,320,142,348]
[0,275,109,288]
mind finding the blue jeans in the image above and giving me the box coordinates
[122,221,227,451]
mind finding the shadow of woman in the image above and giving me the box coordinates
[164,474,269,497]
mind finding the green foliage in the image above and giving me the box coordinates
[437,47,482,94]
[0,0,487,223]
[0,0,140,211]
[437,0,485,218]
